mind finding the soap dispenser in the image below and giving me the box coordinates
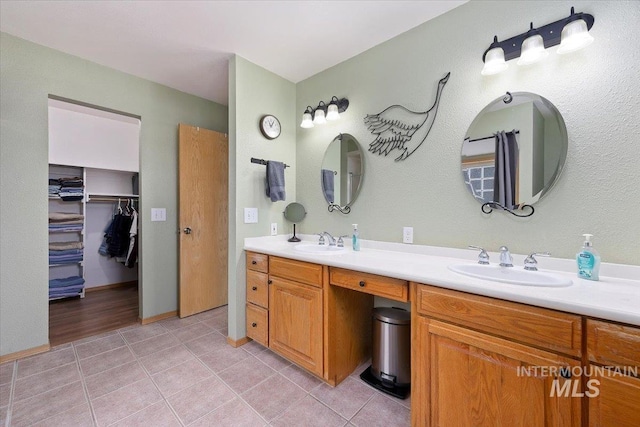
[352,224,360,251]
[576,234,600,281]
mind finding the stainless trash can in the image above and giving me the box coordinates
[361,307,411,399]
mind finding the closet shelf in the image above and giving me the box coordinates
[49,229,83,234]
[49,196,83,201]
[87,192,138,202]
[49,261,83,267]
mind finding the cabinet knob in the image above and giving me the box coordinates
[251,322,257,327]
[251,260,257,265]
[359,280,366,287]
[252,286,257,291]
[183,227,192,234]
[268,280,272,285]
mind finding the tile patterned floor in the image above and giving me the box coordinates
[0,306,410,426]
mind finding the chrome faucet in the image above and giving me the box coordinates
[337,235,349,248]
[499,246,513,267]
[524,252,551,271]
[468,246,490,265]
[319,231,337,246]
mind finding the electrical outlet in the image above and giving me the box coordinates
[243,208,258,224]
[403,227,413,244]
[270,223,277,236]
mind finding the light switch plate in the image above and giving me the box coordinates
[271,223,277,236]
[244,207,258,224]
[403,226,413,244]
[151,208,166,222]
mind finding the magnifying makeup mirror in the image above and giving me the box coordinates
[283,202,307,242]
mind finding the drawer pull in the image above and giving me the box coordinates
[251,322,257,327]
[268,280,273,285]
[252,286,257,291]
[251,260,257,265]
[359,280,366,287]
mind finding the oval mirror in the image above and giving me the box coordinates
[321,133,364,214]
[461,92,567,212]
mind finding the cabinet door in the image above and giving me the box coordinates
[414,317,581,427]
[589,369,640,427]
[269,277,323,377]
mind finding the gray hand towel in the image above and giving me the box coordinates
[321,169,335,203]
[265,161,286,202]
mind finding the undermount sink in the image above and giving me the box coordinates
[448,263,572,287]
[294,244,346,254]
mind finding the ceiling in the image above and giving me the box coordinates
[0,1,467,106]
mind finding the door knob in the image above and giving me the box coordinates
[183,227,192,234]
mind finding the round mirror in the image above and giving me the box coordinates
[461,92,567,210]
[283,202,306,242]
[284,202,306,223]
[321,133,364,214]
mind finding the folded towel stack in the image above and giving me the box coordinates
[49,275,85,299]
[49,212,84,233]
[57,177,84,201]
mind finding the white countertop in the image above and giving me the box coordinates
[244,235,640,326]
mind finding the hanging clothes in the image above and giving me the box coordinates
[99,200,138,267]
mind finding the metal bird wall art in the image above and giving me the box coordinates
[365,72,450,161]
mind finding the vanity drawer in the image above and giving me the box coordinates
[414,284,582,357]
[330,268,409,302]
[246,270,269,309]
[246,304,268,347]
[247,252,268,273]
[270,256,323,288]
[587,319,640,367]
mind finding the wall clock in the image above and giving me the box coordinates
[259,115,281,140]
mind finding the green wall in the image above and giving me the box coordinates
[0,33,227,356]
[227,56,296,341]
[295,0,640,265]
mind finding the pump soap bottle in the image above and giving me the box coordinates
[576,234,600,281]
[352,224,360,251]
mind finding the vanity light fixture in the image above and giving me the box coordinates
[299,96,349,128]
[481,7,594,75]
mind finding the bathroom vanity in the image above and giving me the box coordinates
[244,236,639,427]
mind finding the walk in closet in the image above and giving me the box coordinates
[48,97,141,343]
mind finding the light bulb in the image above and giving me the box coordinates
[518,34,548,66]
[313,108,326,125]
[481,47,508,75]
[558,19,594,54]
[300,112,314,128]
[326,103,340,120]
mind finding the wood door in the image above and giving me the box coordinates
[415,317,581,427]
[269,276,323,377]
[588,369,640,427]
[178,124,228,317]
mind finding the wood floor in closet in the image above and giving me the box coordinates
[49,283,139,347]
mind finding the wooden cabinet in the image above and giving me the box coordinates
[244,253,373,385]
[245,253,325,377]
[245,252,269,346]
[586,320,640,427]
[269,276,323,376]
[412,283,582,427]
[268,256,324,377]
